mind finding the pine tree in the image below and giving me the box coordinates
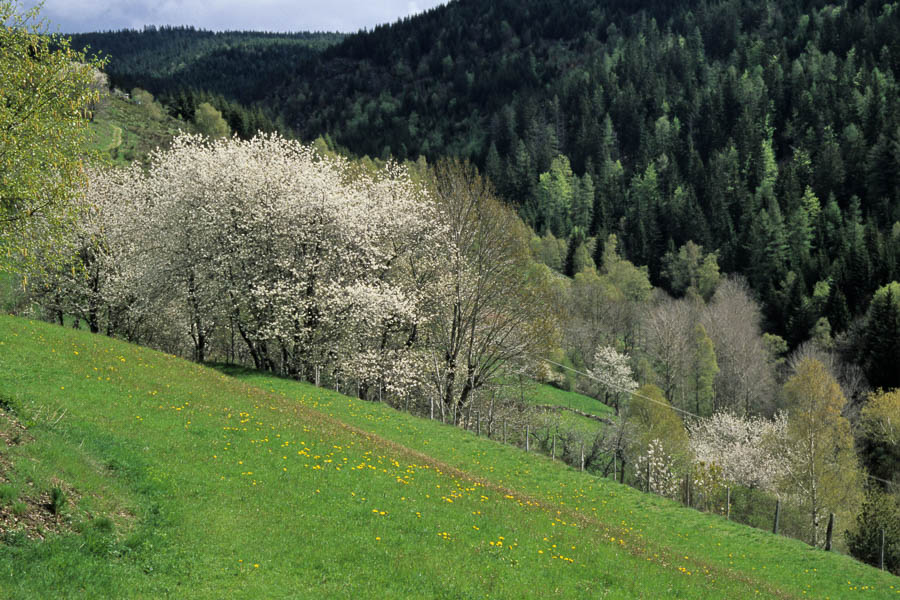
[570,172,594,233]
[861,282,900,390]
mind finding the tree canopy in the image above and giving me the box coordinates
[71,0,900,349]
[0,0,105,273]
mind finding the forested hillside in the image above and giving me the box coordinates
[5,0,900,576]
[69,27,343,136]
[73,0,900,352]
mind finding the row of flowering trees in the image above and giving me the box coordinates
[29,133,556,421]
[590,348,865,550]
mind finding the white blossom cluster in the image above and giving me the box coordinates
[587,345,637,414]
[32,135,553,411]
[687,411,789,492]
[634,439,681,498]
[39,133,444,395]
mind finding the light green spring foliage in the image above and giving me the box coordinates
[130,87,166,121]
[600,234,652,302]
[858,388,900,485]
[661,241,720,302]
[0,1,105,274]
[625,383,690,469]
[781,358,863,547]
[193,101,231,139]
[687,322,718,416]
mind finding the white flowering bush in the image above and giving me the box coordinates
[39,134,443,395]
[634,439,681,498]
[588,345,637,414]
[31,137,554,409]
[687,411,789,492]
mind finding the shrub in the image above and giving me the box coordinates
[49,486,68,516]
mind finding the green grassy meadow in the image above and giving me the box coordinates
[86,94,187,166]
[521,383,615,418]
[0,315,897,598]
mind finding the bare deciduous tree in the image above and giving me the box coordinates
[424,159,557,423]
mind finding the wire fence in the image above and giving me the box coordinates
[313,364,895,573]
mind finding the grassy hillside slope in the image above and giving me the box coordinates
[0,315,897,598]
[86,93,187,166]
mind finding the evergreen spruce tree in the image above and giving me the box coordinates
[861,282,900,390]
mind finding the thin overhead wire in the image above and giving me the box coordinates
[535,355,701,419]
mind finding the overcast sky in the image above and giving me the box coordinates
[24,1,448,34]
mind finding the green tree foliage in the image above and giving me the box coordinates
[625,383,691,470]
[687,323,718,417]
[661,241,720,302]
[860,282,900,390]
[600,234,652,303]
[846,490,900,575]
[781,359,863,547]
[131,87,166,120]
[570,172,594,233]
[536,155,574,237]
[194,102,231,139]
[857,389,900,487]
[0,0,105,273]
[569,241,595,276]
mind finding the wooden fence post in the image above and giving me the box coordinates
[726,487,731,520]
[476,411,481,436]
[646,461,651,493]
[525,425,530,452]
[551,434,556,460]
[825,513,835,551]
[773,500,781,535]
[880,527,886,570]
[502,420,507,444]
[580,442,585,472]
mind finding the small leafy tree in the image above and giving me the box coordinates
[686,322,718,416]
[688,411,788,491]
[661,241,720,301]
[588,345,637,415]
[194,102,231,139]
[846,490,900,575]
[0,0,106,273]
[780,359,863,547]
[857,389,900,486]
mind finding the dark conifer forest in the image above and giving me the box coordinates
[72,0,900,357]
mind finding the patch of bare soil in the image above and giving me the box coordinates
[0,486,78,541]
[0,407,31,448]
[0,409,77,541]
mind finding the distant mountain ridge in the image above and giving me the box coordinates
[70,27,344,105]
